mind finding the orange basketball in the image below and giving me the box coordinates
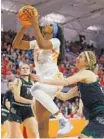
[18,5,38,26]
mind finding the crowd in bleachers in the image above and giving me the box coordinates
[1,30,104,118]
[1,30,35,80]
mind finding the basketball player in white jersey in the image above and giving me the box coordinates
[13,10,73,136]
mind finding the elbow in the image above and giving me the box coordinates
[64,97,68,101]
[12,40,20,49]
[12,42,18,49]
[13,44,17,49]
[62,96,67,102]
[63,98,67,102]
[39,44,46,49]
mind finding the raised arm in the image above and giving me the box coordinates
[33,22,53,49]
[25,11,55,50]
[13,26,30,50]
[57,86,79,101]
[12,79,34,104]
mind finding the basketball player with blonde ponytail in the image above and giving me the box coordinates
[35,51,104,138]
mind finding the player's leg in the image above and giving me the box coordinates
[23,117,39,138]
[8,121,23,138]
[34,100,51,138]
[22,106,39,138]
[8,105,23,138]
[31,83,73,136]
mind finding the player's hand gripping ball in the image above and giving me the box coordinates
[18,5,38,26]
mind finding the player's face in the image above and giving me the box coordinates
[76,52,88,69]
[41,25,53,40]
[20,64,31,75]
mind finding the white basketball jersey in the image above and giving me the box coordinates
[29,38,60,75]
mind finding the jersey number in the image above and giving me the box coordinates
[27,88,31,95]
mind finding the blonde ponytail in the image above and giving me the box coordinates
[93,64,98,75]
[85,51,98,74]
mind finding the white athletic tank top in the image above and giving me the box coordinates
[29,38,60,75]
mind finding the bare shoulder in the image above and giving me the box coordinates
[76,70,89,77]
[77,70,97,79]
[79,69,95,75]
[83,70,98,82]
[13,78,22,86]
[84,69,96,76]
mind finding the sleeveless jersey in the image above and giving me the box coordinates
[77,81,104,119]
[29,38,60,75]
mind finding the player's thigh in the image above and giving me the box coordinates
[23,117,38,136]
[35,100,51,123]
[31,82,58,98]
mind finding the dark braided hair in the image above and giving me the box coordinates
[56,25,65,65]
[39,24,65,65]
